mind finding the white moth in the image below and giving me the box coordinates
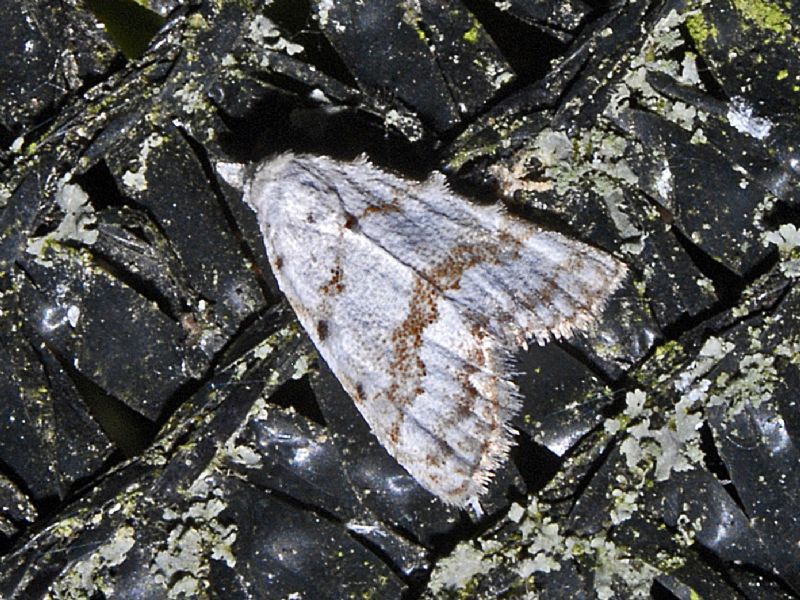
[235,153,627,511]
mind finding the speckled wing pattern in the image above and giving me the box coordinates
[244,153,627,510]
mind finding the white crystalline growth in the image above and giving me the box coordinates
[241,153,627,509]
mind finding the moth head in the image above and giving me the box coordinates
[251,152,298,185]
[245,153,298,210]
[245,153,345,230]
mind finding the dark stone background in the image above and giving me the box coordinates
[0,0,798,598]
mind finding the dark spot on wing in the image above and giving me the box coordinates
[362,197,402,217]
[320,260,345,295]
[344,212,359,229]
[316,319,329,341]
[388,420,400,444]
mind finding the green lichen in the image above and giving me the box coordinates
[399,3,427,43]
[51,516,86,540]
[186,13,207,30]
[445,115,525,171]
[463,18,480,44]
[685,12,718,46]
[731,0,792,37]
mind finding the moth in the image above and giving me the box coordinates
[227,153,627,512]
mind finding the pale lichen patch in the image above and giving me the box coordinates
[247,14,304,56]
[709,351,778,417]
[313,0,345,32]
[151,484,238,598]
[383,109,424,142]
[427,541,497,594]
[763,223,800,278]
[591,535,659,600]
[49,525,137,599]
[121,133,166,192]
[26,180,99,265]
[428,496,661,599]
